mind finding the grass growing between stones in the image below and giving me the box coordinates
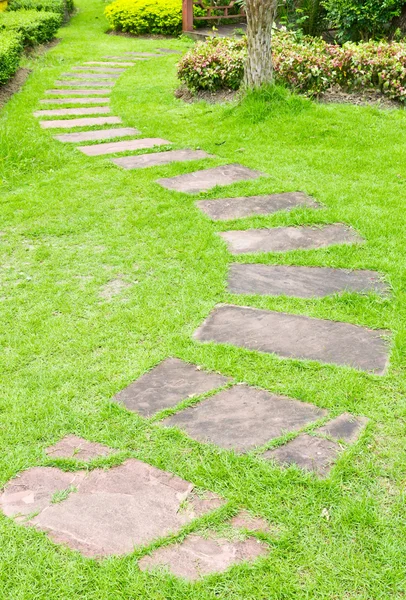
[0,0,406,597]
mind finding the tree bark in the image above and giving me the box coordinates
[244,0,278,89]
[392,3,406,35]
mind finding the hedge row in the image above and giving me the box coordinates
[8,0,74,18]
[0,29,22,84]
[0,9,62,46]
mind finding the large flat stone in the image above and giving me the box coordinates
[54,81,115,87]
[28,459,223,557]
[62,72,120,80]
[34,106,110,117]
[40,97,110,105]
[157,164,265,194]
[227,265,388,298]
[229,510,271,533]
[46,435,115,461]
[54,127,140,143]
[78,137,170,157]
[315,413,369,443]
[263,434,341,476]
[157,48,182,54]
[40,116,121,129]
[45,89,111,95]
[139,533,268,580]
[114,357,230,416]
[219,224,363,254]
[124,52,164,56]
[197,192,319,221]
[194,305,390,374]
[112,149,213,169]
[94,60,139,65]
[162,384,326,452]
[72,67,126,73]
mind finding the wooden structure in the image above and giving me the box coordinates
[182,0,246,32]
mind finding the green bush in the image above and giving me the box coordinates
[7,0,73,17]
[104,0,183,35]
[0,30,23,84]
[0,9,62,45]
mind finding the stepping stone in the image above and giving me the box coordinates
[78,137,170,157]
[157,48,182,54]
[46,89,111,95]
[219,224,363,255]
[40,116,121,129]
[54,81,115,87]
[162,384,326,452]
[0,459,224,557]
[61,73,120,80]
[34,106,110,117]
[54,127,140,143]
[263,434,341,477]
[46,435,115,461]
[112,149,214,169]
[124,52,163,56]
[193,305,390,374]
[157,164,265,194]
[114,357,230,416]
[40,97,110,105]
[72,67,126,73]
[229,510,271,533]
[197,192,319,221]
[139,533,268,580]
[227,265,388,298]
[315,413,369,443]
[89,60,137,66]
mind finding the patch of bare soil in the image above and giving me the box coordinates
[25,38,60,57]
[0,68,31,109]
[175,85,239,104]
[99,278,131,301]
[319,85,402,110]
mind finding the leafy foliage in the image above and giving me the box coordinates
[0,9,62,45]
[0,29,22,84]
[104,0,183,35]
[7,0,74,17]
[278,0,327,36]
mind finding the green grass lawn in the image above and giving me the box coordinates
[1,0,406,597]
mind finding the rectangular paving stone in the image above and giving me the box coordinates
[197,192,319,221]
[34,106,110,117]
[40,116,122,129]
[157,48,182,54]
[139,533,268,580]
[219,224,363,255]
[72,67,126,73]
[162,384,327,452]
[112,149,214,169]
[263,434,341,477]
[124,52,164,56]
[315,413,369,443]
[54,127,140,143]
[40,97,110,105]
[95,60,139,65]
[54,81,115,87]
[62,72,120,80]
[114,357,231,416]
[157,164,266,194]
[194,304,390,374]
[46,89,111,95]
[227,265,388,298]
[46,435,115,461]
[78,137,170,157]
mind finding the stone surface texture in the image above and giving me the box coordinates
[315,413,369,443]
[88,61,136,66]
[46,435,114,460]
[264,434,341,476]
[45,89,111,95]
[162,384,327,452]
[229,510,271,533]
[40,116,121,129]
[40,97,110,105]
[114,357,230,416]
[194,305,390,374]
[219,224,363,254]
[157,164,265,194]
[78,137,170,156]
[197,192,319,221]
[227,265,388,298]
[138,533,268,580]
[54,81,115,87]
[113,149,213,169]
[72,67,126,73]
[34,106,110,117]
[62,73,120,80]
[54,127,140,143]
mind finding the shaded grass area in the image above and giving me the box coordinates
[0,0,406,598]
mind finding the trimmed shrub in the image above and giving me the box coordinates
[0,29,22,84]
[7,0,72,17]
[105,0,183,35]
[0,9,62,45]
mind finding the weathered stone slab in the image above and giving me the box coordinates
[138,533,268,580]
[162,384,326,452]
[124,52,163,56]
[114,357,230,416]
[45,89,111,95]
[46,435,115,461]
[227,265,388,298]
[157,48,182,54]
[194,305,390,374]
[157,164,266,194]
[40,97,110,105]
[40,116,121,129]
[263,434,341,476]
[315,413,369,443]
[229,510,271,533]
[62,72,120,80]
[72,67,126,73]
[219,224,363,255]
[112,149,213,169]
[54,81,115,87]
[197,192,319,221]
[78,137,170,157]
[96,59,140,64]
[28,459,223,557]
[34,106,110,117]
[54,127,140,143]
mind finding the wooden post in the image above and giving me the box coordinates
[182,0,193,31]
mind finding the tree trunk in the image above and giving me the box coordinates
[392,3,406,35]
[244,0,278,89]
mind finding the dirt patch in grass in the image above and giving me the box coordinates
[25,38,60,57]
[319,86,402,110]
[0,69,32,109]
[99,278,131,300]
[175,85,239,105]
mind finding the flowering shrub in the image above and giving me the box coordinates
[105,0,183,35]
[177,31,406,102]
